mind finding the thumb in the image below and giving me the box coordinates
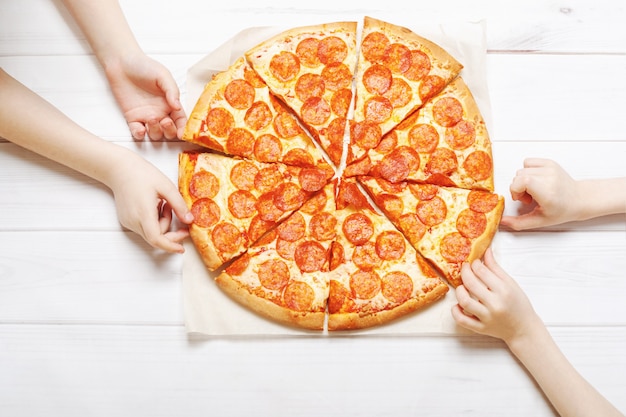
[500,211,545,231]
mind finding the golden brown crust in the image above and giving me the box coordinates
[215,272,326,331]
[468,195,505,262]
[328,282,449,331]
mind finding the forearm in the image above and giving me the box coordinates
[0,69,135,189]
[60,0,142,67]
[575,178,626,221]
[507,324,623,417]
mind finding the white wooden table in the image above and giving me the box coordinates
[1,1,625,415]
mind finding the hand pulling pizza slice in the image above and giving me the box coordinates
[215,182,338,330]
[245,21,358,167]
[326,178,449,331]
[179,151,332,271]
[182,57,334,173]
[348,16,463,165]
[345,76,495,191]
[359,176,504,287]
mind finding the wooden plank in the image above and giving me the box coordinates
[0,324,624,416]
[1,0,624,55]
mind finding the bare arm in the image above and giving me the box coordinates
[60,0,187,140]
[501,158,626,230]
[452,249,624,417]
[0,68,192,252]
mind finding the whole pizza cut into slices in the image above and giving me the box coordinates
[326,179,449,330]
[359,176,504,287]
[345,76,495,191]
[179,151,332,271]
[245,21,358,167]
[182,57,333,173]
[348,16,463,165]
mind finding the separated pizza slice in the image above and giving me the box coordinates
[245,22,358,167]
[182,57,334,174]
[179,151,332,271]
[327,178,449,330]
[348,16,463,165]
[215,182,338,330]
[359,176,504,287]
[345,77,495,191]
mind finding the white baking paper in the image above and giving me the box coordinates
[182,19,494,337]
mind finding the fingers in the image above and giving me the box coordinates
[500,210,546,231]
[128,121,147,140]
[160,185,194,225]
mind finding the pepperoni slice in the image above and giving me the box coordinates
[328,280,353,313]
[230,161,258,190]
[298,168,328,192]
[419,75,445,101]
[375,132,397,154]
[398,213,427,245]
[363,64,392,95]
[301,97,331,126]
[375,177,407,194]
[383,77,411,109]
[328,241,345,271]
[377,147,419,183]
[445,120,476,150]
[361,32,390,63]
[350,270,381,299]
[381,271,413,304]
[224,79,255,110]
[321,62,352,92]
[206,107,234,137]
[191,198,220,228]
[226,128,255,157]
[296,38,321,68]
[300,191,328,215]
[189,170,219,199]
[269,51,300,82]
[467,190,499,213]
[225,252,250,276]
[283,148,315,167]
[309,212,337,241]
[212,222,244,253]
[375,194,404,219]
[253,228,277,247]
[244,101,272,131]
[294,240,327,273]
[277,212,306,242]
[457,209,487,239]
[283,281,315,312]
[375,230,406,260]
[440,232,472,263]
[276,238,297,260]
[408,183,438,201]
[330,88,352,118]
[416,196,447,227]
[433,97,464,128]
[342,213,374,245]
[253,134,282,163]
[409,124,439,153]
[404,50,431,81]
[273,182,306,212]
[258,258,290,290]
[273,111,303,139]
[382,43,412,74]
[353,241,382,271]
[351,121,382,150]
[426,147,458,175]
[256,192,284,222]
[364,96,393,124]
[243,66,266,88]
[255,165,283,194]
[227,190,257,219]
[295,73,325,102]
[463,151,492,181]
[248,215,275,243]
[318,36,348,65]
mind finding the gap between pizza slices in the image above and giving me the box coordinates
[179,16,504,331]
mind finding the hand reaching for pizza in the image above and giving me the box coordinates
[500,158,626,230]
[104,52,187,141]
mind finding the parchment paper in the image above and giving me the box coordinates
[182,19,496,337]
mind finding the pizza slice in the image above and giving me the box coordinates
[215,182,338,330]
[359,176,504,287]
[348,16,463,165]
[179,151,332,271]
[182,57,333,174]
[326,178,449,330]
[345,77,495,191]
[245,21,358,167]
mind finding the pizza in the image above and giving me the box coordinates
[180,17,503,331]
[358,176,504,287]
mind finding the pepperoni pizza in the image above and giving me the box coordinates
[180,17,503,331]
